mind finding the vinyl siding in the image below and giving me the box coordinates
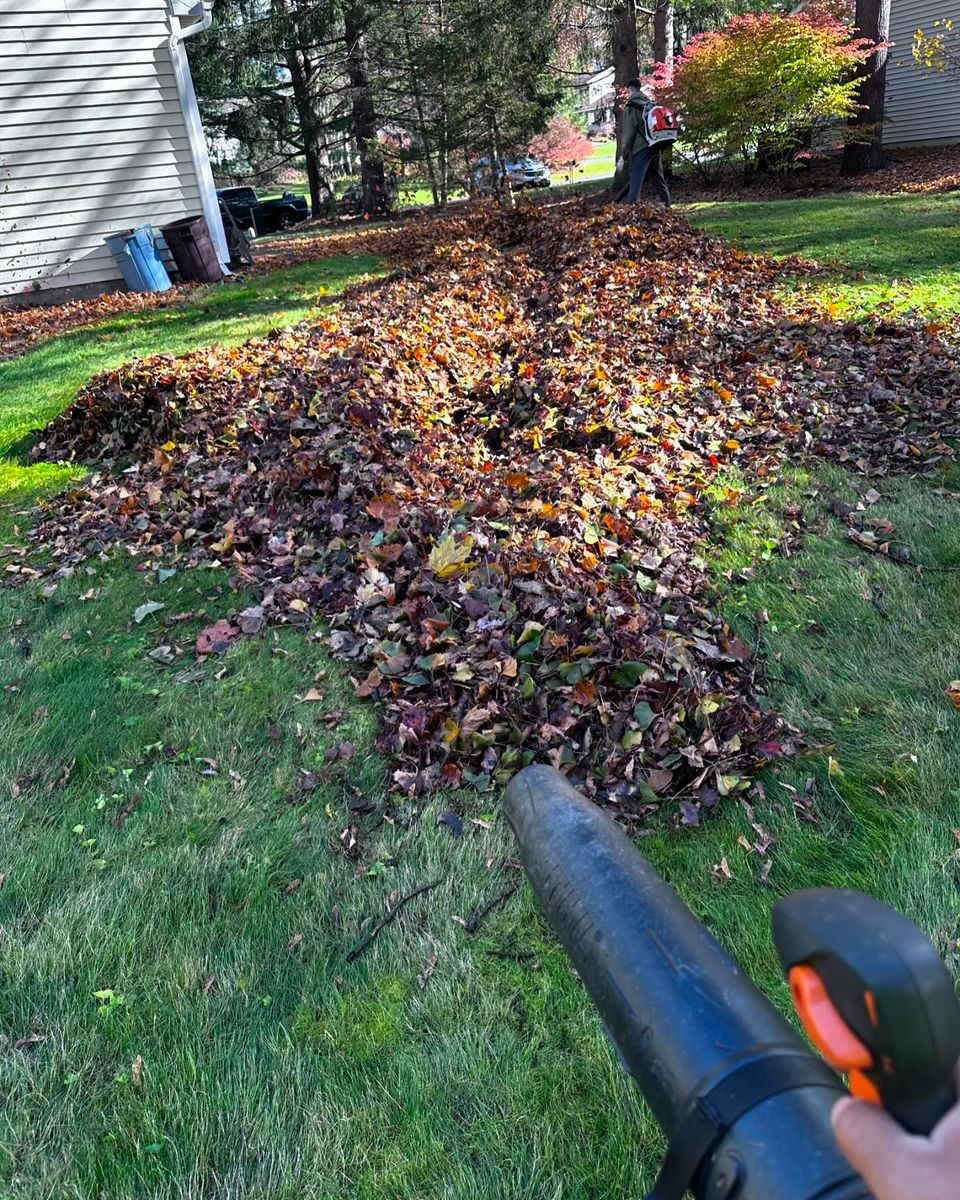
[885,0,960,147]
[0,0,206,296]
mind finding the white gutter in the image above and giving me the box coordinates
[167,0,231,271]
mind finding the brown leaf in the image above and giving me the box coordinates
[13,1034,45,1051]
[195,620,239,658]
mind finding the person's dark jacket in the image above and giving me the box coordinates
[620,95,651,160]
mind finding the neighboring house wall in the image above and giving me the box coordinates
[885,0,960,146]
[0,0,227,299]
[572,67,615,135]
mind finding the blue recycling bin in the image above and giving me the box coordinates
[104,225,172,293]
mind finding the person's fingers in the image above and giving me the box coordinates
[832,1097,919,1194]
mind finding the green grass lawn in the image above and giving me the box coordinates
[1,197,959,1197]
[687,190,960,317]
[258,140,617,209]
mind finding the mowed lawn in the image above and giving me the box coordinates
[688,189,960,316]
[0,193,958,1198]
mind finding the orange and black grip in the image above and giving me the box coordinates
[772,888,960,1135]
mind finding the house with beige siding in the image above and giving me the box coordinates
[886,0,960,146]
[0,0,227,301]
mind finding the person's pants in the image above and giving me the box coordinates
[627,145,671,205]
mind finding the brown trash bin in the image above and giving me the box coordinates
[160,215,223,284]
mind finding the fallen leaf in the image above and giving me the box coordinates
[237,605,265,635]
[428,534,475,578]
[195,620,239,657]
[437,811,463,836]
[133,601,164,624]
[712,856,733,881]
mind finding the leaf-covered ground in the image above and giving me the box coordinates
[23,201,960,817]
[675,143,960,202]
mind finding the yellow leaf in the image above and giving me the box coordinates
[827,755,844,777]
[428,535,475,578]
[440,719,460,746]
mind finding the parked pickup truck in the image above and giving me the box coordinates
[216,187,309,232]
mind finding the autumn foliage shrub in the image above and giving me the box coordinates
[653,3,877,179]
[527,115,594,168]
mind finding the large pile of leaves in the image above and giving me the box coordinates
[26,202,960,815]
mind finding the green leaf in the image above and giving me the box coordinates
[612,662,648,687]
[517,621,544,646]
[516,637,542,662]
[632,701,656,730]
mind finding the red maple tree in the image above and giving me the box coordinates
[528,116,594,167]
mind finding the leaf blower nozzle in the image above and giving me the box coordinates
[504,764,872,1200]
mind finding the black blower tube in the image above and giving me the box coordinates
[504,765,872,1200]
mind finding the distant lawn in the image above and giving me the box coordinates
[687,190,960,317]
[257,140,617,208]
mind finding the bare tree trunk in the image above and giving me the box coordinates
[344,0,387,214]
[653,0,673,66]
[612,0,638,196]
[490,111,515,209]
[437,0,450,205]
[397,0,440,206]
[842,0,891,176]
[287,51,332,217]
[653,0,674,176]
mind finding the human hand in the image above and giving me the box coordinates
[616,156,625,174]
[832,1074,960,1200]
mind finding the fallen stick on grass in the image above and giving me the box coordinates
[463,881,521,935]
[345,879,442,962]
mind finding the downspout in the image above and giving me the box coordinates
[168,0,231,271]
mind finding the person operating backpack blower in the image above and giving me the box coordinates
[617,78,678,206]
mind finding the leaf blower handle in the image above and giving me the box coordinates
[772,889,960,1136]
